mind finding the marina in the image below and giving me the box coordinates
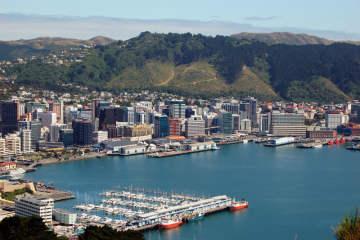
[19,141,360,240]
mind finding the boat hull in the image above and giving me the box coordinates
[188,214,204,221]
[158,221,182,229]
[229,202,249,210]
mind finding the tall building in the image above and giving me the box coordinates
[59,129,74,147]
[270,112,306,136]
[49,124,67,142]
[72,118,93,146]
[325,111,346,129]
[170,100,186,118]
[21,129,32,153]
[232,114,241,132]
[221,100,240,114]
[259,113,271,132]
[185,120,205,138]
[19,118,31,130]
[78,107,92,121]
[154,115,169,138]
[242,97,258,125]
[217,110,233,135]
[27,102,45,114]
[168,118,181,136]
[15,196,54,222]
[49,101,63,124]
[41,112,57,128]
[125,107,135,124]
[241,119,251,132]
[32,108,43,121]
[30,121,41,149]
[5,134,21,155]
[93,131,108,143]
[1,101,18,135]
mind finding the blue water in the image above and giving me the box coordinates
[23,142,360,240]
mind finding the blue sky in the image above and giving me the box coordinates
[1,0,359,41]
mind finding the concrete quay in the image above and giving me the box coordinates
[147,149,212,158]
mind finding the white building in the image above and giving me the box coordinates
[93,131,108,144]
[185,120,205,138]
[41,112,57,128]
[5,134,21,155]
[52,209,77,225]
[21,129,32,153]
[241,119,251,133]
[15,196,54,222]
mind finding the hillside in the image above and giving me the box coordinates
[231,32,360,46]
[3,32,360,103]
[0,36,116,60]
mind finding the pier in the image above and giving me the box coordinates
[147,149,212,158]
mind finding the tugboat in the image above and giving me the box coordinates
[339,138,346,143]
[158,218,182,229]
[328,140,334,145]
[229,198,249,210]
[334,139,340,144]
[188,212,205,221]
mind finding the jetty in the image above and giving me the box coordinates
[147,148,212,158]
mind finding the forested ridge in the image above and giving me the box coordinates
[3,32,360,103]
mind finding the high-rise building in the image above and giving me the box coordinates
[1,101,18,135]
[72,118,93,146]
[21,129,32,153]
[5,134,21,155]
[325,111,346,129]
[259,113,271,132]
[78,107,92,121]
[93,131,108,143]
[232,114,241,132]
[270,112,306,136]
[168,118,181,136]
[27,102,45,114]
[241,119,251,132]
[30,121,41,149]
[19,118,31,130]
[221,100,240,114]
[125,107,135,124]
[242,97,258,125]
[185,120,205,138]
[170,100,186,118]
[49,101,63,124]
[59,129,74,147]
[154,115,169,138]
[49,124,67,142]
[32,108,43,121]
[41,112,57,129]
[217,110,233,135]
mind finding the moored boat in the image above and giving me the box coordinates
[158,218,182,229]
[188,212,205,221]
[229,198,249,210]
[328,140,334,145]
[211,147,221,150]
[311,143,322,148]
[339,138,346,143]
[334,139,340,144]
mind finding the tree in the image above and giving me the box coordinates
[79,225,145,240]
[333,207,360,240]
[0,216,58,240]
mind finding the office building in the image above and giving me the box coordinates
[21,129,32,153]
[259,113,271,132]
[221,100,240,114]
[168,118,181,136]
[49,124,67,143]
[170,100,186,118]
[93,131,108,144]
[52,209,77,225]
[154,115,169,138]
[32,108,43,121]
[15,196,54,222]
[41,112,57,128]
[5,134,21,155]
[270,112,306,136]
[30,121,41,149]
[217,110,233,135]
[325,112,347,129]
[232,114,241,132]
[49,101,63,124]
[78,107,92,121]
[27,102,46,114]
[59,129,74,147]
[72,118,93,146]
[242,97,258,125]
[185,120,205,138]
[241,119,251,133]
[125,107,135,124]
[19,119,31,130]
[1,101,18,135]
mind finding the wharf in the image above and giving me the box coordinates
[147,149,212,158]
[216,140,243,145]
[264,142,295,147]
[35,187,75,202]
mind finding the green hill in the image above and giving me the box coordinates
[3,32,360,103]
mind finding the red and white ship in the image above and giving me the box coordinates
[229,198,249,210]
[158,218,183,229]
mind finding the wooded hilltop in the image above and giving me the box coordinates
[3,32,360,103]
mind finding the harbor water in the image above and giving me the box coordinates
[23,142,360,240]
